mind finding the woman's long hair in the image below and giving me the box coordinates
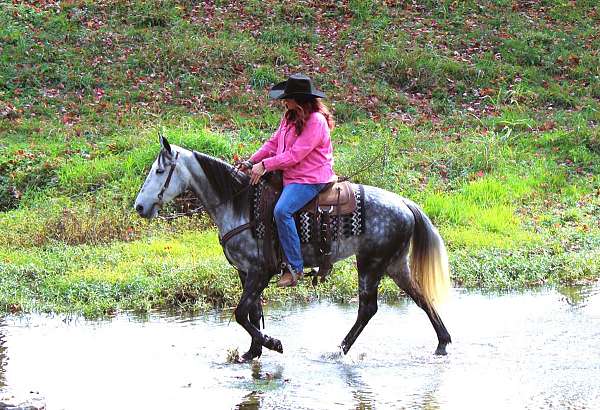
[284,97,335,135]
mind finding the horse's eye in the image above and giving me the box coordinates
[156,168,165,175]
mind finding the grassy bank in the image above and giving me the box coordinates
[0,226,406,317]
[1,0,599,316]
[1,226,597,317]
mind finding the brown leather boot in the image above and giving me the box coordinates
[277,271,296,287]
[277,264,304,288]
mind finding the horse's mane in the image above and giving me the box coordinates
[193,152,251,218]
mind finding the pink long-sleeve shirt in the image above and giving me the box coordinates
[250,112,336,186]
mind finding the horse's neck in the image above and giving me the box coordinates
[183,153,248,235]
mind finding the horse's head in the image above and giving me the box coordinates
[134,135,187,219]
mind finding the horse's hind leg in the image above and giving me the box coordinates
[389,257,452,355]
[237,270,264,361]
[234,271,283,362]
[340,258,383,354]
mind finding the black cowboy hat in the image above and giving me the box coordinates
[269,73,326,100]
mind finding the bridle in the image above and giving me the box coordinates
[153,152,255,246]
[157,151,180,204]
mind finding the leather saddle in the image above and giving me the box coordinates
[300,180,357,215]
[261,172,357,216]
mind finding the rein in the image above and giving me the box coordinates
[157,156,255,246]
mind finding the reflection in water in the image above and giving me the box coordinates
[0,285,599,410]
[557,283,600,307]
[232,361,288,409]
[338,362,375,410]
[410,361,445,410]
[0,319,6,388]
[235,390,262,410]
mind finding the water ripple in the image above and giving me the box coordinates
[1,286,599,409]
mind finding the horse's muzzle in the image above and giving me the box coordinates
[135,203,145,216]
[135,202,159,219]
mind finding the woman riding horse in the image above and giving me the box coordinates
[243,74,337,287]
[134,77,452,361]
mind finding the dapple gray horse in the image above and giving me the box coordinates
[135,136,451,362]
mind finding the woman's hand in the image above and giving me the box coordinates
[236,160,254,175]
[250,161,267,185]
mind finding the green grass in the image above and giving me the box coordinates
[1,0,599,316]
[0,228,403,316]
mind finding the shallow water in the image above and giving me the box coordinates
[1,285,599,409]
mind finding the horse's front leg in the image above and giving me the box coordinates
[234,271,282,361]
[237,270,265,361]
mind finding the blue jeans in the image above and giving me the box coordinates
[274,183,325,275]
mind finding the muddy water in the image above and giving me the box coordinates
[1,285,599,409]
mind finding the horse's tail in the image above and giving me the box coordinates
[403,199,450,306]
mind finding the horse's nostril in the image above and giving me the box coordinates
[136,204,144,214]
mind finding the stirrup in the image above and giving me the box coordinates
[277,264,303,287]
[277,271,297,287]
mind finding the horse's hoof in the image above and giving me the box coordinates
[263,336,283,353]
[434,344,448,356]
[340,343,350,355]
[239,350,261,363]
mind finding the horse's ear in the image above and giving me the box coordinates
[159,133,173,158]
